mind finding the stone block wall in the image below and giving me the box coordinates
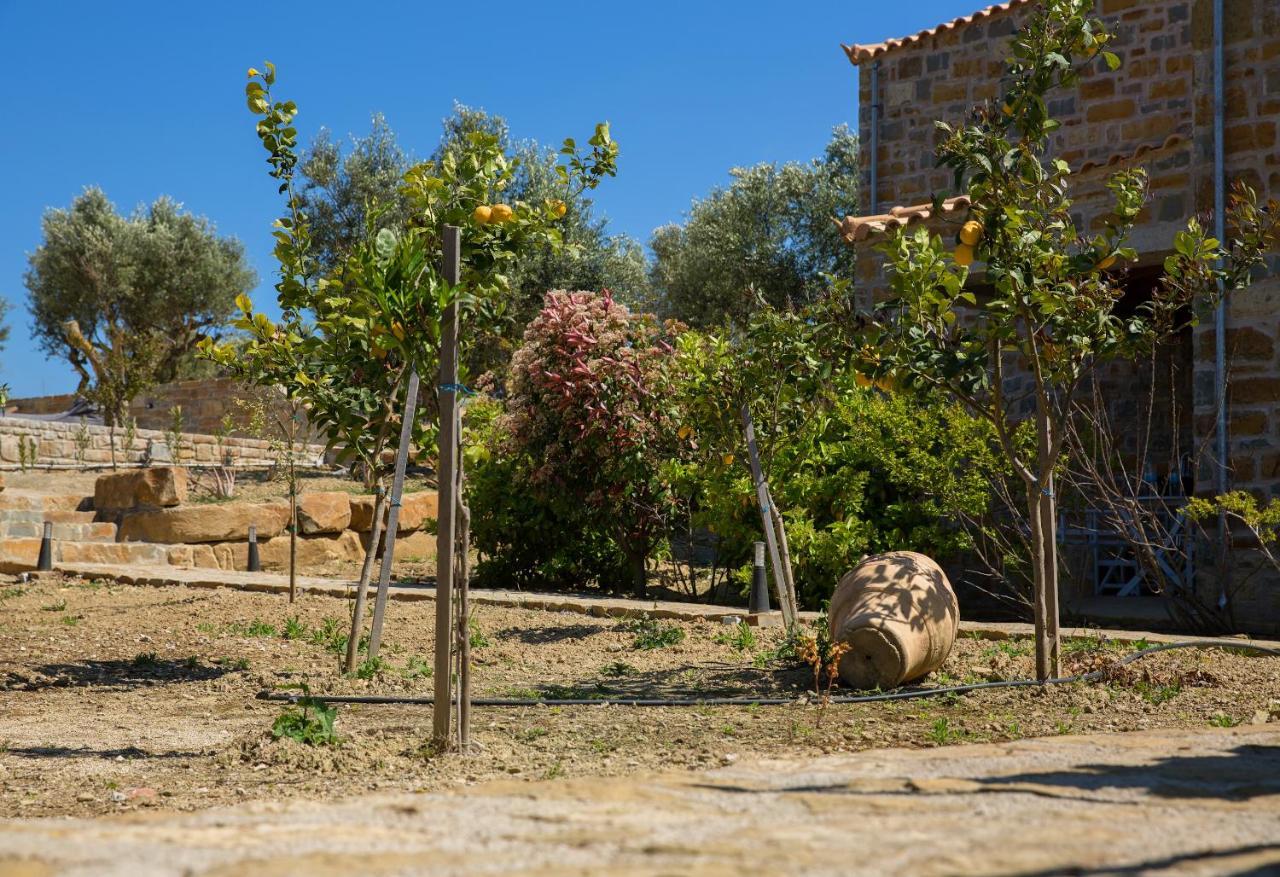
[0,416,326,470]
[845,0,1280,622]
[7,377,309,439]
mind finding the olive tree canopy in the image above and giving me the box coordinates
[24,187,255,422]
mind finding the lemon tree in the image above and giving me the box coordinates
[202,63,618,631]
[864,0,1268,679]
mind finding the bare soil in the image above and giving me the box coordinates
[0,572,1276,820]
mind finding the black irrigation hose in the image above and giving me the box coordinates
[256,639,1280,709]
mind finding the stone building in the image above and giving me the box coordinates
[837,0,1280,629]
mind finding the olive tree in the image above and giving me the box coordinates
[648,125,858,327]
[24,187,255,431]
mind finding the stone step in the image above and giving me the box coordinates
[0,537,175,573]
[0,509,98,525]
[0,521,117,542]
[0,491,92,513]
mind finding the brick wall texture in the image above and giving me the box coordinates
[848,0,1280,625]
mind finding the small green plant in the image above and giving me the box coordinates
[164,405,187,463]
[196,622,219,635]
[353,656,387,679]
[132,651,158,667]
[926,717,963,746]
[1209,713,1239,728]
[234,619,277,638]
[60,615,80,627]
[1055,721,1072,735]
[271,685,340,746]
[543,760,566,780]
[282,616,307,640]
[121,415,138,462]
[402,655,433,679]
[601,660,637,677]
[184,655,200,670]
[17,435,38,471]
[41,600,67,612]
[982,639,1032,661]
[714,621,757,652]
[505,686,541,700]
[518,726,550,742]
[625,616,685,650]
[73,417,92,464]
[468,618,490,650]
[310,617,355,654]
[0,587,24,601]
[1134,681,1182,706]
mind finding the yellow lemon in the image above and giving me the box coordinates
[472,205,492,225]
[1002,102,1014,116]
[959,220,984,247]
[371,344,388,360]
[490,204,513,224]
[954,244,975,267]
[391,321,406,341]
[1098,254,1117,271]
[677,425,692,440]
[549,199,567,218]
[722,453,735,466]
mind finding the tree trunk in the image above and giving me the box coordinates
[288,488,298,604]
[627,547,647,598]
[1027,402,1061,681]
[345,486,386,674]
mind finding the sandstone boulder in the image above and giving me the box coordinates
[398,491,439,533]
[296,492,352,535]
[212,530,364,572]
[348,490,437,533]
[94,467,187,512]
[118,502,290,544]
[361,528,436,561]
[0,537,39,574]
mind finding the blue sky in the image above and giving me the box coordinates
[0,0,978,398]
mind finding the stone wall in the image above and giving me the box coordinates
[0,415,326,470]
[7,377,296,438]
[844,0,1280,621]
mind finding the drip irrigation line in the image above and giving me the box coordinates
[257,639,1280,709]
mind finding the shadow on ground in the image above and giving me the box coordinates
[4,658,232,691]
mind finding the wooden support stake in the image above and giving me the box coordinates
[455,453,472,751]
[367,369,421,660]
[433,225,462,749]
[344,485,385,674]
[767,486,799,623]
[742,406,795,627]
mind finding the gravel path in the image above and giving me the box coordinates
[0,726,1277,876]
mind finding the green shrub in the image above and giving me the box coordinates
[669,304,1003,609]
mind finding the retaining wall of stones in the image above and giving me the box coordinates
[0,416,326,470]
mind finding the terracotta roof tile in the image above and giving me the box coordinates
[837,135,1188,246]
[842,0,1033,66]
[837,196,972,244]
[1077,133,1189,174]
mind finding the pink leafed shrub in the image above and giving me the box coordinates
[503,290,683,594]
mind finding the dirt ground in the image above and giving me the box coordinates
[0,572,1277,820]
